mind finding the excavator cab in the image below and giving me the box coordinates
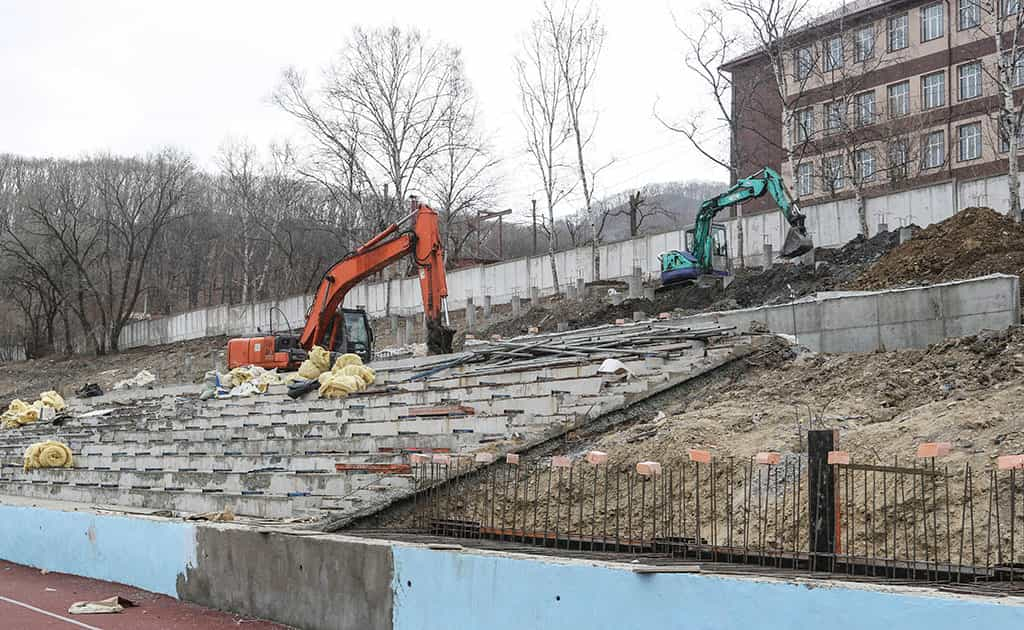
[318,307,374,363]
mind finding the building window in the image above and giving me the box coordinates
[922,130,946,169]
[854,26,875,62]
[825,100,845,133]
[958,122,982,161]
[959,62,982,100]
[855,149,877,183]
[855,91,876,127]
[999,118,1024,151]
[794,46,815,80]
[795,107,815,143]
[824,155,845,191]
[889,138,910,180]
[921,3,945,42]
[796,162,814,196]
[888,81,911,117]
[824,36,844,71]
[1001,51,1024,87]
[959,0,981,29]
[889,14,909,51]
[921,71,946,110]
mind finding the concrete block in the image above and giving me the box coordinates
[877,286,941,324]
[818,325,880,353]
[944,312,1016,338]
[827,451,850,465]
[755,452,781,465]
[551,455,571,468]
[997,454,1024,469]
[474,453,494,463]
[764,305,795,335]
[821,294,878,330]
[632,311,645,322]
[879,321,944,350]
[506,453,520,465]
[688,449,711,464]
[940,276,1016,318]
[585,451,608,465]
[792,302,821,334]
[916,442,952,458]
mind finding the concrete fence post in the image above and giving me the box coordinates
[482,295,491,320]
[404,317,415,346]
[511,296,521,317]
[466,297,476,331]
[763,243,774,267]
[530,287,540,307]
[576,277,586,299]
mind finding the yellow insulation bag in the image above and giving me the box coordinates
[24,440,73,470]
[338,364,375,387]
[39,391,67,411]
[318,373,363,399]
[2,399,40,429]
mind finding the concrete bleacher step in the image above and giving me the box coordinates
[0,479,308,518]
[7,467,412,497]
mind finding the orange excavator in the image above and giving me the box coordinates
[226,198,454,370]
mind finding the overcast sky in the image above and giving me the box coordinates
[0,0,731,219]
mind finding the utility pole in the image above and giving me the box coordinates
[531,198,538,256]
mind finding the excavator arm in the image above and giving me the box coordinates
[691,167,812,272]
[226,199,452,370]
[300,201,450,351]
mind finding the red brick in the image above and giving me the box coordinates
[916,442,952,458]
[636,461,662,476]
[827,450,850,465]
[688,449,712,464]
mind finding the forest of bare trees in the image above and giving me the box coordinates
[0,9,721,359]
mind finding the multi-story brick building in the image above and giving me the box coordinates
[721,0,1023,264]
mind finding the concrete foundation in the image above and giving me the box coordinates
[0,498,1020,630]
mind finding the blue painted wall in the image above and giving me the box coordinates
[391,546,1024,630]
[1,502,1022,629]
[0,504,196,597]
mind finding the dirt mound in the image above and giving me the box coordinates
[850,207,1024,290]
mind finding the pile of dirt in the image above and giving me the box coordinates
[479,229,903,338]
[0,336,224,403]
[850,207,1024,290]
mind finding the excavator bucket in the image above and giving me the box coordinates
[780,225,813,259]
[426,319,455,355]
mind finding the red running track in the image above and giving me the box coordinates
[0,560,291,629]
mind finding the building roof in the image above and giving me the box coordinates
[721,0,894,71]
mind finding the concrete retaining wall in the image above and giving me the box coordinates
[0,499,1020,629]
[674,274,1020,353]
[109,174,1017,351]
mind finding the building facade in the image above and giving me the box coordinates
[722,0,1024,264]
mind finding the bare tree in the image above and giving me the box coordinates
[658,7,754,265]
[541,0,608,280]
[517,13,576,293]
[971,1,1024,220]
[277,26,461,231]
[422,54,501,264]
[723,0,814,165]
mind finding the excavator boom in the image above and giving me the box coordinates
[226,199,453,370]
[659,167,813,288]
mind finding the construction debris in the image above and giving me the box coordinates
[113,369,156,390]
[1,391,67,429]
[851,207,1024,290]
[68,596,135,615]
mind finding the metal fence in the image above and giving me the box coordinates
[401,449,1024,590]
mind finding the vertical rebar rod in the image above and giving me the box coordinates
[711,460,717,562]
[695,462,702,556]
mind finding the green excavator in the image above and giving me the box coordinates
[659,167,813,289]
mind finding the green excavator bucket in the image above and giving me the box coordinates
[780,225,813,259]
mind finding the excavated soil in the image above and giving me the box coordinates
[850,207,1024,290]
[379,328,1024,555]
[480,229,901,338]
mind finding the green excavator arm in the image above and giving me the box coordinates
[689,167,813,273]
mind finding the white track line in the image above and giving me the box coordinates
[0,595,105,629]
